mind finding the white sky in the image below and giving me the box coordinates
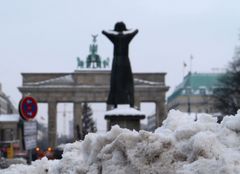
[1,0,240,102]
[1,1,240,133]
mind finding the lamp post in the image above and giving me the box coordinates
[187,55,194,115]
[187,86,191,115]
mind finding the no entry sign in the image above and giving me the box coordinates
[19,96,38,121]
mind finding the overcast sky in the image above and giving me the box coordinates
[1,0,240,105]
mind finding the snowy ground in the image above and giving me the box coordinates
[2,110,240,174]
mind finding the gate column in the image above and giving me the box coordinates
[74,102,82,140]
[155,100,166,128]
[135,97,141,110]
[48,101,57,147]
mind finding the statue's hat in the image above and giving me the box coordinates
[114,22,128,32]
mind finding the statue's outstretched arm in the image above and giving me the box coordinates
[133,29,138,35]
[102,30,115,43]
[126,29,138,41]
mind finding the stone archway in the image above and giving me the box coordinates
[19,70,169,147]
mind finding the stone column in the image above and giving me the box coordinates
[48,101,57,147]
[134,98,141,110]
[155,101,166,128]
[106,104,112,111]
[106,104,112,131]
[74,102,82,140]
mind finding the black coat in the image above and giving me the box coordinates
[102,30,138,107]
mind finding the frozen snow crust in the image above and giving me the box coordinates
[3,110,240,174]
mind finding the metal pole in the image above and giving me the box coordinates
[187,55,194,115]
[190,54,194,73]
[27,150,32,165]
[187,92,191,114]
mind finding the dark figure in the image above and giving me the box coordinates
[102,22,138,108]
[86,34,102,68]
[86,54,101,68]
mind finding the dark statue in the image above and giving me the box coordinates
[76,35,110,70]
[102,22,138,108]
[86,34,101,68]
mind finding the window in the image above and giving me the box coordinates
[185,87,192,95]
[2,128,14,141]
[199,88,206,95]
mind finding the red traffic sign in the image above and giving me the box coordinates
[19,96,38,121]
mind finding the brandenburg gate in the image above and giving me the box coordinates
[18,70,169,147]
[18,34,169,147]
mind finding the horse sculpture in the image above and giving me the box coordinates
[86,54,101,68]
[103,57,110,68]
[76,35,109,69]
[76,57,84,69]
[86,36,102,68]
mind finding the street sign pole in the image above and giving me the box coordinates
[19,96,38,121]
[18,96,38,164]
[27,150,32,165]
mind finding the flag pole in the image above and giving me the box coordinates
[190,54,194,73]
[183,61,187,79]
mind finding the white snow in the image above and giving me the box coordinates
[105,106,145,116]
[25,75,74,86]
[0,114,19,122]
[3,110,240,173]
[134,78,164,86]
[221,110,240,132]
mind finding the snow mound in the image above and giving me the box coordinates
[105,107,145,116]
[2,110,240,174]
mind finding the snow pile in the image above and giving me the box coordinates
[0,114,19,122]
[3,110,240,174]
[105,106,145,116]
[221,110,240,132]
[0,158,27,169]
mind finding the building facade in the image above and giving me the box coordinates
[0,114,22,157]
[0,83,20,158]
[167,72,222,114]
[0,83,17,114]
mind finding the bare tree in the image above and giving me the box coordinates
[214,45,240,115]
